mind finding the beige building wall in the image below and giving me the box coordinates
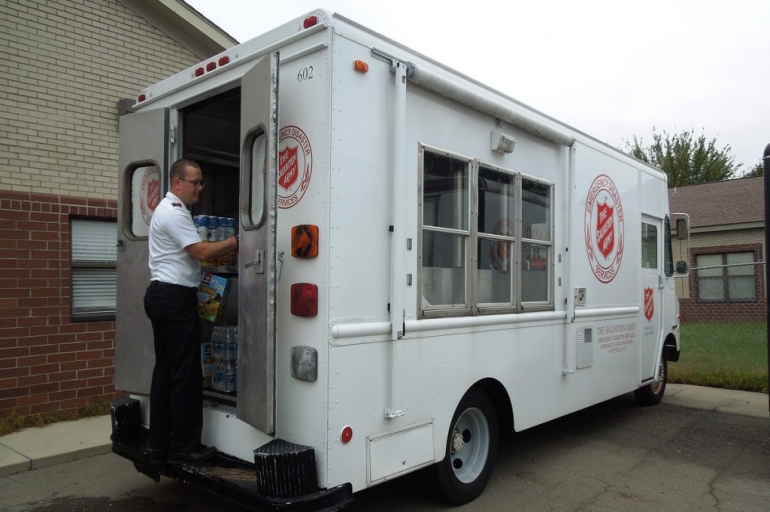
[0,0,228,420]
[0,0,202,200]
[674,227,765,300]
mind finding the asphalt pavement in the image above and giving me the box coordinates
[0,384,767,478]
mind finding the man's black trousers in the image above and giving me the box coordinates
[144,281,202,453]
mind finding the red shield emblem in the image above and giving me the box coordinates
[279,146,299,191]
[644,287,654,321]
[596,201,615,258]
[147,178,160,211]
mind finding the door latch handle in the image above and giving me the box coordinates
[244,249,264,274]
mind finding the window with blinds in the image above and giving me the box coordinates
[71,219,117,320]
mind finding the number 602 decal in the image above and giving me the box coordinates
[297,67,314,82]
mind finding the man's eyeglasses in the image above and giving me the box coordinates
[179,177,206,188]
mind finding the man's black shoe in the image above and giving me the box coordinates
[167,445,217,464]
[150,448,168,465]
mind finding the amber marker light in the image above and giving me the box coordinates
[354,60,369,73]
[291,224,319,258]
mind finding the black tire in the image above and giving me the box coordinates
[634,358,667,406]
[435,388,498,505]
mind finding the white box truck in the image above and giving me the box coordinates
[111,9,689,510]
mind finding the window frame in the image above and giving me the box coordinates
[475,162,519,315]
[419,144,472,317]
[694,250,759,303]
[70,218,118,322]
[418,143,555,318]
[641,222,659,270]
[518,174,554,311]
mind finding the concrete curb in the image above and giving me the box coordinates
[0,415,112,477]
[664,383,769,418]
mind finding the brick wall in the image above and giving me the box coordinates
[0,0,205,420]
[0,190,118,417]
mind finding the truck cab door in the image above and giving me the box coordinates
[640,216,664,382]
[238,53,279,434]
[116,108,169,394]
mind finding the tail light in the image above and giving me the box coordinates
[291,283,318,317]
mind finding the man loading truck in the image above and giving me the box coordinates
[143,158,238,465]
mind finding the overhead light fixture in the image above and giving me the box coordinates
[491,130,516,154]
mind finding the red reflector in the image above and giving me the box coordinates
[137,93,146,102]
[194,67,204,77]
[303,15,318,29]
[291,283,318,317]
[218,56,230,66]
[341,426,353,444]
[206,61,217,72]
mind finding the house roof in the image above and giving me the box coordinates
[668,177,765,229]
[118,0,238,59]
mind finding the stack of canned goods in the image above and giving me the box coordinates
[193,216,238,266]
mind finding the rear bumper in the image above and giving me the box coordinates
[110,398,353,512]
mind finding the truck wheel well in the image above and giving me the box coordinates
[663,333,680,362]
[473,378,514,434]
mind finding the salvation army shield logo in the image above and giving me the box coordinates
[279,146,299,190]
[278,126,313,209]
[596,201,615,258]
[584,175,624,283]
[139,165,160,226]
[644,287,654,321]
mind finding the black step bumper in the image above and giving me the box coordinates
[110,398,353,512]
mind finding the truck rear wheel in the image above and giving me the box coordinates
[435,388,498,505]
[634,358,667,406]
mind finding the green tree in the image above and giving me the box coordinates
[742,162,763,177]
[625,128,742,187]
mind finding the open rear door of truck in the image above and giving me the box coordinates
[238,53,279,434]
[116,108,169,394]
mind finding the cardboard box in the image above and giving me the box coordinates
[201,342,213,388]
[198,273,231,323]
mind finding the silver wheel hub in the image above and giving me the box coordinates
[449,407,490,484]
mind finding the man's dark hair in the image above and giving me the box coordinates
[170,159,200,180]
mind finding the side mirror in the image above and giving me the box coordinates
[676,261,689,274]
[676,217,689,240]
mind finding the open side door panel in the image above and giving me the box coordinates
[116,108,169,394]
[237,53,279,433]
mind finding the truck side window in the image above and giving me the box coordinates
[477,166,515,306]
[420,146,554,317]
[421,150,470,309]
[129,164,160,238]
[521,178,552,303]
[641,222,658,269]
[246,132,267,227]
